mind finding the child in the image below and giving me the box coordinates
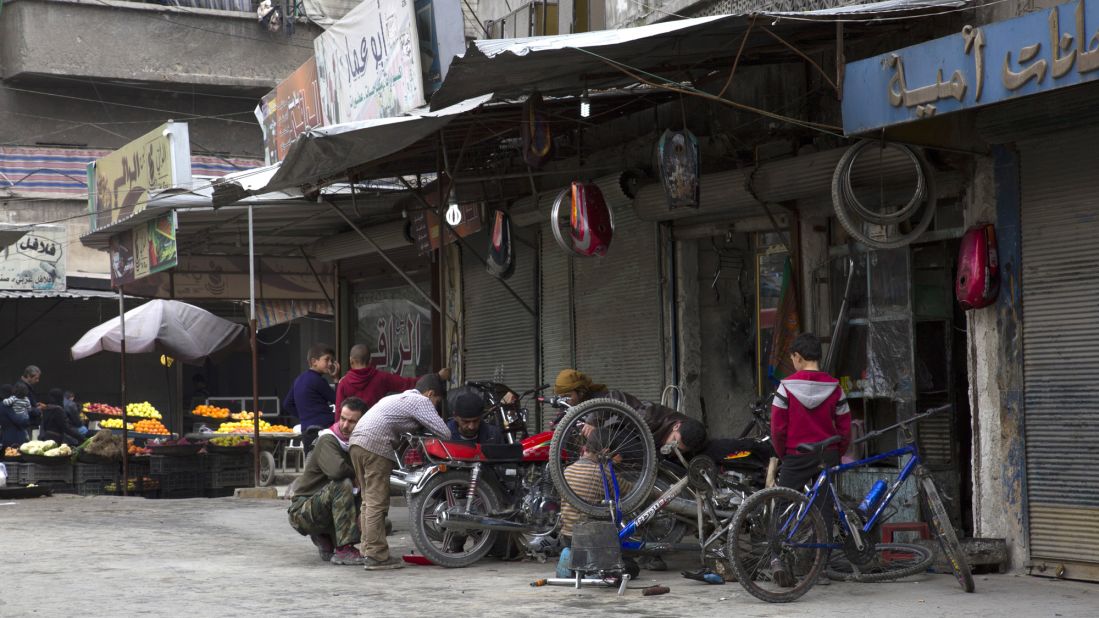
[769,332,851,585]
[3,382,32,417]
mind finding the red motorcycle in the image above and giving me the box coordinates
[401,383,562,567]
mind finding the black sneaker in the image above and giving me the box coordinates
[363,556,404,571]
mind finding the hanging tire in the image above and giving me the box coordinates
[918,472,975,593]
[826,542,933,582]
[407,470,503,568]
[547,398,657,518]
[727,486,829,603]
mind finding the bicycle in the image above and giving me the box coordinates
[728,404,974,603]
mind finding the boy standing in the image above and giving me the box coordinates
[284,344,340,454]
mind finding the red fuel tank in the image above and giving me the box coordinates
[956,223,1000,310]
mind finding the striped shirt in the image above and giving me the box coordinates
[348,390,451,461]
[559,458,607,538]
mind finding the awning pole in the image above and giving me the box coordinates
[119,286,128,497]
[249,205,261,486]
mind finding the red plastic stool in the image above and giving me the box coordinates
[881,522,931,563]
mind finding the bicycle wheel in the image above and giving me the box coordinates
[919,473,975,592]
[727,487,828,603]
[548,398,657,518]
[826,542,933,582]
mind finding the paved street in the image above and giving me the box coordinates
[0,494,1093,617]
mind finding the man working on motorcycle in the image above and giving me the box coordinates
[349,374,451,570]
[445,386,505,447]
[553,369,707,456]
[287,397,368,566]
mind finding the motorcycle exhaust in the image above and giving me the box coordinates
[438,511,535,533]
[660,495,735,520]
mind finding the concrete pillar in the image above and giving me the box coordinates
[675,238,702,419]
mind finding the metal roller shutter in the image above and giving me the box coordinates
[539,221,574,429]
[571,204,665,402]
[462,227,539,405]
[1021,131,1099,579]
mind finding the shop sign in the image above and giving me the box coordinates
[843,0,1099,134]
[409,204,482,255]
[314,0,426,125]
[108,211,178,286]
[256,58,325,165]
[357,299,432,377]
[0,225,66,291]
[88,123,191,232]
[121,255,334,300]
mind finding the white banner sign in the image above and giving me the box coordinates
[0,225,66,291]
[315,0,426,125]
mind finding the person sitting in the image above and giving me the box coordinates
[0,384,33,449]
[38,390,83,447]
[348,374,451,571]
[335,343,450,412]
[553,368,708,457]
[445,386,505,447]
[287,397,369,566]
[284,343,339,455]
[51,388,87,439]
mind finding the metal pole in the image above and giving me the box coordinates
[119,287,128,497]
[249,205,261,486]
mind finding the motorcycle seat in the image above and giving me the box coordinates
[795,435,842,459]
[480,443,524,462]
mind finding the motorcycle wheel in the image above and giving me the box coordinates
[408,470,504,568]
[548,398,657,518]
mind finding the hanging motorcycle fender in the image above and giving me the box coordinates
[550,182,614,257]
[956,223,1000,310]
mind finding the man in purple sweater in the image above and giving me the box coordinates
[284,343,340,454]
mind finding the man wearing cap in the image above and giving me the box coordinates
[445,386,505,447]
[553,368,708,457]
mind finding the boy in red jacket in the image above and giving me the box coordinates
[770,332,850,585]
[335,344,450,412]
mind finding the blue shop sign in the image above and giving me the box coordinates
[843,0,1099,134]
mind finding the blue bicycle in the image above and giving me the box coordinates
[728,404,974,603]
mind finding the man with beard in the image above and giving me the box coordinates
[445,386,504,447]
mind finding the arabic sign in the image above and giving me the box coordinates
[356,299,432,377]
[409,204,482,255]
[120,255,334,300]
[314,0,426,126]
[88,122,191,232]
[0,225,66,291]
[843,0,1099,134]
[256,58,326,165]
[109,211,178,286]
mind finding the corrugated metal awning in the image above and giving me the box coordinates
[0,288,123,300]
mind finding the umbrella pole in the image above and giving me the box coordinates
[119,286,128,497]
[249,205,261,486]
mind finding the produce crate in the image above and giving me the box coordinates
[205,452,250,471]
[128,459,151,479]
[77,480,112,497]
[3,462,27,484]
[152,470,203,499]
[208,466,252,488]
[150,455,203,475]
[74,462,120,483]
[25,463,73,484]
[36,480,76,494]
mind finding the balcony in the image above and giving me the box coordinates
[0,0,319,89]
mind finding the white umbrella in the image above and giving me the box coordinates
[71,299,246,363]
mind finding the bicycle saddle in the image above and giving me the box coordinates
[795,435,842,458]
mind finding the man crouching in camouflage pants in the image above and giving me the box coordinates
[287,397,368,565]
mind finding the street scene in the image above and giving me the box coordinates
[2,0,1098,615]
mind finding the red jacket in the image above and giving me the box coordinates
[335,366,418,412]
[770,370,851,458]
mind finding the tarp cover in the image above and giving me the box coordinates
[71,299,246,362]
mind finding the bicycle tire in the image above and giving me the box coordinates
[547,398,657,518]
[728,487,828,603]
[919,473,975,593]
[826,542,933,582]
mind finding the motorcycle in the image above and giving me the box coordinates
[400,383,563,567]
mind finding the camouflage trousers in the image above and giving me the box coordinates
[287,479,361,547]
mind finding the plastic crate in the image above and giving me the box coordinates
[77,480,112,497]
[3,462,27,484]
[206,453,250,471]
[36,480,76,494]
[150,455,203,475]
[208,466,252,488]
[152,470,203,497]
[74,462,120,483]
[25,463,73,484]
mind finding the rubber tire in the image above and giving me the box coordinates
[728,486,828,603]
[548,398,657,518]
[825,542,934,582]
[258,450,276,487]
[919,473,975,593]
[407,470,504,568]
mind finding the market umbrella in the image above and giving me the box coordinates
[71,299,246,363]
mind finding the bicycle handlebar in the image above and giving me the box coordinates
[852,404,952,445]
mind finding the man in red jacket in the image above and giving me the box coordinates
[335,344,450,412]
[769,332,850,586]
